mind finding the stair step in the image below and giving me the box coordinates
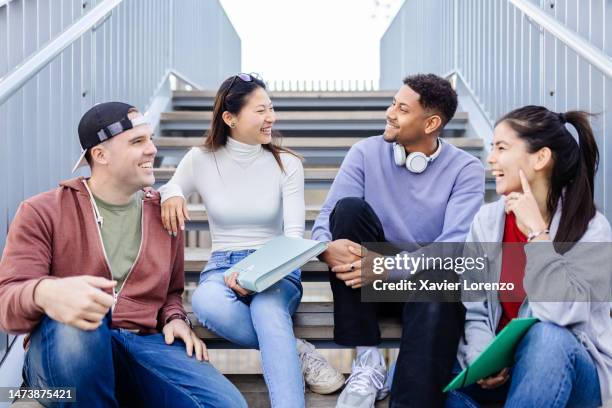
[154,135,484,156]
[161,110,469,122]
[224,374,390,407]
[154,136,347,148]
[155,135,482,149]
[9,376,389,407]
[186,301,401,348]
[174,90,397,98]
[154,168,495,191]
[159,111,469,136]
[173,90,397,112]
[154,135,484,167]
[9,384,389,408]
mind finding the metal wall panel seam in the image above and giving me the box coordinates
[479,0,484,110]
[510,0,612,78]
[8,2,25,219]
[143,0,148,107]
[496,0,501,120]
[36,2,48,195]
[59,0,67,182]
[121,1,126,106]
[22,0,37,197]
[489,0,495,117]
[469,0,473,83]
[0,5,7,253]
[0,0,123,106]
[167,0,172,75]
[483,0,489,116]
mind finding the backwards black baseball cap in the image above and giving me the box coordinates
[72,102,148,172]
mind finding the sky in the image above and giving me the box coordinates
[219,0,404,90]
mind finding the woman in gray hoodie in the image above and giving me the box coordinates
[448,106,612,408]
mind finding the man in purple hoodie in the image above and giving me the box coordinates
[312,74,485,408]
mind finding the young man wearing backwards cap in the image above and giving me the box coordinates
[0,102,247,407]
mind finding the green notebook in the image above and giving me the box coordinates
[444,317,539,392]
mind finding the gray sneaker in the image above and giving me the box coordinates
[297,338,345,394]
[335,350,389,408]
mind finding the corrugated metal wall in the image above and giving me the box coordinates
[380,0,612,220]
[379,0,455,90]
[0,0,239,376]
[0,0,172,255]
[172,0,241,90]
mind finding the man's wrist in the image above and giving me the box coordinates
[33,279,52,312]
[318,242,332,263]
[166,313,192,329]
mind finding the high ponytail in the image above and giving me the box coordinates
[497,106,600,253]
[553,111,599,251]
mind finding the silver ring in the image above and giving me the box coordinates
[350,263,355,271]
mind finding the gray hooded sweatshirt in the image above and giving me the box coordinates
[457,198,612,402]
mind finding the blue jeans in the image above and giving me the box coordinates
[23,315,247,408]
[446,322,602,408]
[192,249,304,408]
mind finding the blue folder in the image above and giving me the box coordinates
[224,236,328,292]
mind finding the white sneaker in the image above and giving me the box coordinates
[335,350,389,408]
[297,338,345,394]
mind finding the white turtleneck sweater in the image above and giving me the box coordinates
[159,137,305,253]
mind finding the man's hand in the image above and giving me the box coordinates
[163,318,209,362]
[34,276,116,331]
[330,245,384,289]
[319,239,362,269]
[477,368,510,389]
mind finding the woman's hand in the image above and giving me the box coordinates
[161,196,190,237]
[224,272,252,297]
[477,367,510,389]
[504,170,548,237]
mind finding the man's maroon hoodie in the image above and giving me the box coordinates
[0,177,186,334]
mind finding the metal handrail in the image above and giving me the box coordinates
[0,0,122,106]
[510,0,612,79]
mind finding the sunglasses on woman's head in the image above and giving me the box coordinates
[227,72,262,93]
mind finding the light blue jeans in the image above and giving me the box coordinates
[192,249,304,408]
[446,322,602,408]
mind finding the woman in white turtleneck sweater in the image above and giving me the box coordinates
[158,74,344,407]
[160,116,305,253]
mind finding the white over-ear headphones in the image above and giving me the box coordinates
[393,138,443,173]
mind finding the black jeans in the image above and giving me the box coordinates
[328,197,466,408]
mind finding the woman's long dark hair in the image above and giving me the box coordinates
[497,106,599,253]
[202,74,301,172]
